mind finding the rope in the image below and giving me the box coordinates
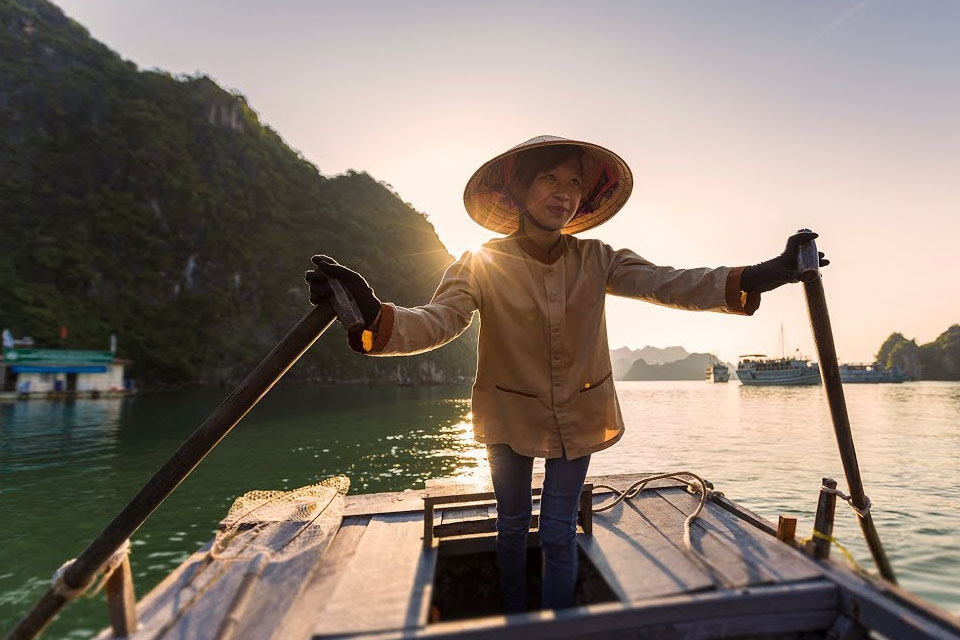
[819,483,872,518]
[50,560,94,601]
[590,471,733,586]
[799,529,865,573]
[50,539,131,601]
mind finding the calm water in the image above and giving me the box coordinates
[1,381,958,637]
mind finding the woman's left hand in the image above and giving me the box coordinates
[740,230,830,294]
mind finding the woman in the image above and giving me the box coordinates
[305,135,828,612]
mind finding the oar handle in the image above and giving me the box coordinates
[327,278,365,333]
[7,302,339,640]
[800,252,897,583]
[796,227,820,283]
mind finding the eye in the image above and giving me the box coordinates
[541,173,556,182]
[570,177,581,188]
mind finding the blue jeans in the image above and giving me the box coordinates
[486,443,591,612]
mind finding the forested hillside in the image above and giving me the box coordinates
[0,0,477,385]
[876,325,960,380]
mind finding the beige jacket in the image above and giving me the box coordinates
[365,232,760,459]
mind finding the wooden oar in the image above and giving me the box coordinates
[7,279,363,640]
[797,231,897,583]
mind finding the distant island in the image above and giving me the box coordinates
[610,345,691,379]
[623,353,727,381]
[876,325,960,381]
[611,346,734,381]
[611,324,960,383]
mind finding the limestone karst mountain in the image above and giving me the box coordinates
[0,0,477,385]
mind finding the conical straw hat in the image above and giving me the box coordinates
[463,135,633,235]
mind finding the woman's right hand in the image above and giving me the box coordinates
[304,255,382,329]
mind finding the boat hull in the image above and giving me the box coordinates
[737,370,822,386]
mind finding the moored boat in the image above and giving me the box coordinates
[839,362,909,384]
[737,355,821,386]
[705,363,730,383]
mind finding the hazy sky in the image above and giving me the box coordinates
[55,0,960,365]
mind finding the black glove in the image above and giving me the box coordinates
[304,255,381,329]
[740,231,830,294]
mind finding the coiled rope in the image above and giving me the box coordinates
[590,471,733,585]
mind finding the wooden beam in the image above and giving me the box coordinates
[707,493,778,537]
[342,581,839,640]
[813,478,838,560]
[818,560,960,640]
[104,555,137,638]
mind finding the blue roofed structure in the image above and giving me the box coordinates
[1,348,134,399]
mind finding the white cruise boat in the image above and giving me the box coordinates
[704,363,730,383]
[839,362,909,383]
[737,355,821,386]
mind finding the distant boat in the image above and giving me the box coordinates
[705,363,730,383]
[839,362,909,384]
[737,355,821,386]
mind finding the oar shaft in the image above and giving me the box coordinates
[803,276,897,583]
[7,302,338,640]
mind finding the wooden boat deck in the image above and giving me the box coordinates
[97,472,960,640]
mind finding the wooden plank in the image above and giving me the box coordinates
[347,580,839,640]
[707,493,778,536]
[313,512,437,637]
[273,517,370,640]
[344,490,423,517]
[577,491,715,603]
[344,473,690,518]
[153,557,258,640]
[441,506,488,525]
[214,553,270,640]
[424,472,688,498]
[657,487,822,585]
[140,519,332,640]
[640,490,781,588]
[104,555,138,637]
[227,511,344,639]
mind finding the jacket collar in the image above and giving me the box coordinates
[513,231,565,265]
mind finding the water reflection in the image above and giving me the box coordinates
[1,381,959,636]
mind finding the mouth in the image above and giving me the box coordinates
[546,205,569,216]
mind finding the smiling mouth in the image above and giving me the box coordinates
[547,205,569,216]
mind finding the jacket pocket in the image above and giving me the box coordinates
[495,384,539,399]
[579,371,612,393]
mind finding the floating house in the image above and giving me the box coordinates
[0,348,134,399]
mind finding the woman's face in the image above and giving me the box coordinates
[519,156,583,231]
